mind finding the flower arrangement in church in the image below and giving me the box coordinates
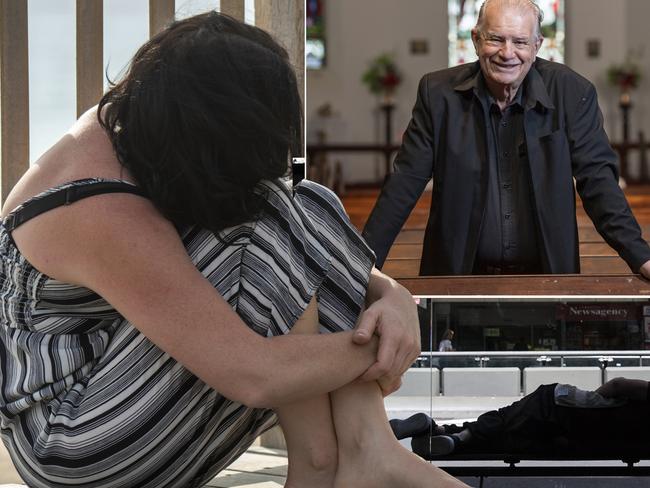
[362,53,402,101]
[607,62,641,92]
[607,51,642,93]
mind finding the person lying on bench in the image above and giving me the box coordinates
[391,377,650,459]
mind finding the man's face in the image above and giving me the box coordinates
[471,5,542,91]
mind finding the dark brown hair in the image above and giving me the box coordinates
[98,11,303,232]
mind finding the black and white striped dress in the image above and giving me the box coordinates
[0,177,375,488]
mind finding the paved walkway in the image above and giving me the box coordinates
[0,444,22,485]
[205,447,288,487]
[0,443,289,487]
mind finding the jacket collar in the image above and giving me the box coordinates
[454,59,555,112]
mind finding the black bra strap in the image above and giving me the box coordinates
[3,181,147,233]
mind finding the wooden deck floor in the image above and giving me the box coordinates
[341,185,650,280]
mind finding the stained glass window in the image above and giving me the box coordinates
[307,0,325,69]
[448,0,564,67]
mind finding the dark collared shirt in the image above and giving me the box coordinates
[473,74,540,269]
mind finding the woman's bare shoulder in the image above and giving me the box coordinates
[1,106,134,218]
[2,106,168,284]
[8,178,162,285]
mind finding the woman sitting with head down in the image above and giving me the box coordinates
[0,12,467,488]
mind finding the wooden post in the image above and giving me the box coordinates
[640,131,648,184]
[254,0,272,27]
[254,0,305,153]
[76,0,103,118]
[149,0,175,37]
[0,0,29,202]
[221,0,245,21]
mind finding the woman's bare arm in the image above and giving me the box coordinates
[11,193,379,408]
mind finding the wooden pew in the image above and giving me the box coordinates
[342,185,650,280]
[382,255,636,278]
[347,190,649,224]
[386,242,618,260]
[394,226,650,245]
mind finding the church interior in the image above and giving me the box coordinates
[307,0,650,287]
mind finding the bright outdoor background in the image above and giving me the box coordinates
[28,0,255,164]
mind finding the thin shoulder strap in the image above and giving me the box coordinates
[3,180,147,233]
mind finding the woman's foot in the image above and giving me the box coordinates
[334,435,469,488]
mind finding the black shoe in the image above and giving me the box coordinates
[411,434,460,459]
[389,413,434,440]
[429,435,457,455]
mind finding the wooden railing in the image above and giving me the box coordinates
[395,274,650,296]
[0,0,304,203]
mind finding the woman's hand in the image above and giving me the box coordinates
[352,267,420,387]
[376,375,403,397]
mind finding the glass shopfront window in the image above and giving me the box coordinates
[392,295,650,468]
[415,297,650,369]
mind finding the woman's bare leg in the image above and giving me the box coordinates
[276,395,337,487]
[275,298,338,487]
[331,380,470,488]
[276,299,467,487]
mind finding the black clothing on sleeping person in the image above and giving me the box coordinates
[392,384,650,459]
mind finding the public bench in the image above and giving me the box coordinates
[395,362,650,486]
[421,451,650,488]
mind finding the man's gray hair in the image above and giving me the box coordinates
[476,0,544,39]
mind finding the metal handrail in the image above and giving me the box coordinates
[421,350,650,358]
[418,350,650,368]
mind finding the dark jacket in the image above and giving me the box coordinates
[362,58,650,275]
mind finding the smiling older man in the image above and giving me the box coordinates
[363,0,650,277]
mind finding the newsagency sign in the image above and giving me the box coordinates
[556,303,639,321]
